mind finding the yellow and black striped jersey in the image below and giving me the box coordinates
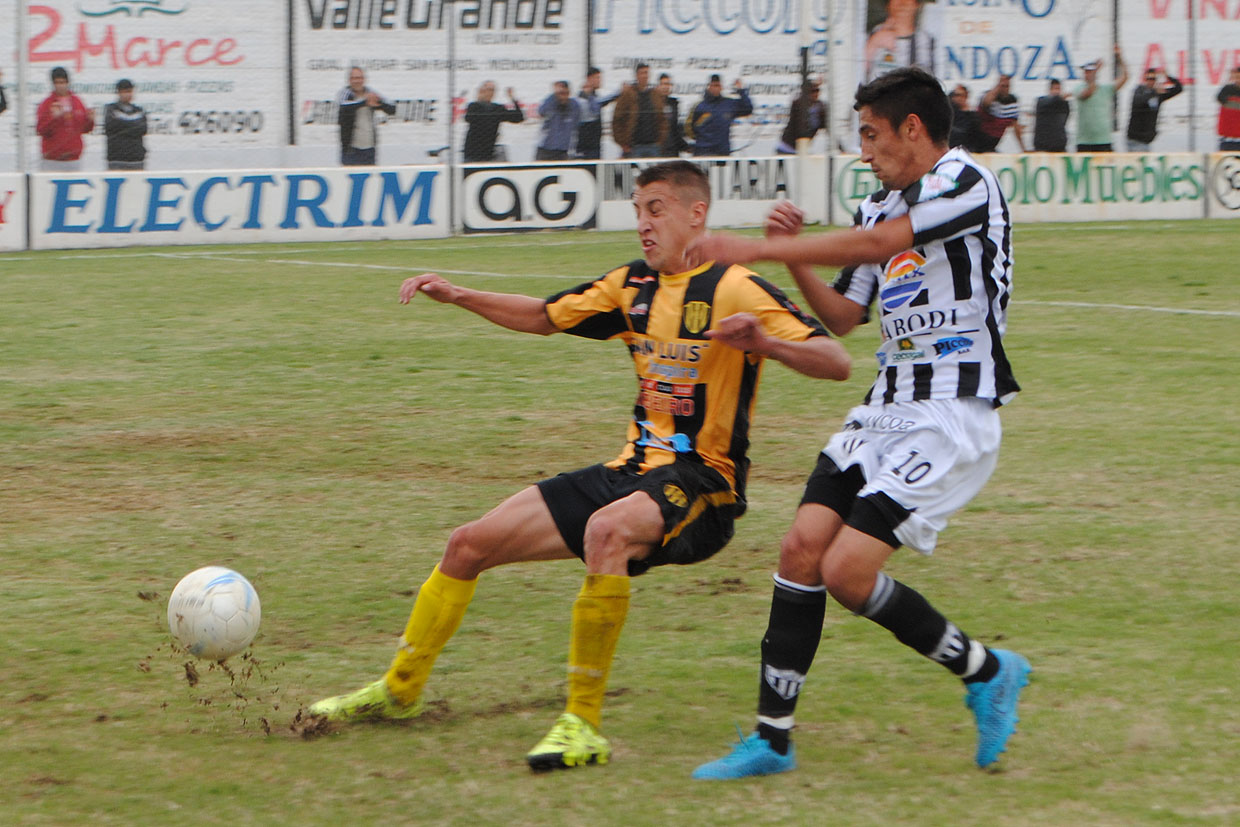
[544,259,829,511]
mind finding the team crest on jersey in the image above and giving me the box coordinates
[683,301,712,334]
[880,250,926,311]
[663,484,689,508]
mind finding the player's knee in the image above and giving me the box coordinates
[778,530,826,584]
[820,555,870,612]
[441,521,496,576]
[581,512,630,567]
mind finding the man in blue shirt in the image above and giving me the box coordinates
[687,74,753,156]
[537,81,582,161]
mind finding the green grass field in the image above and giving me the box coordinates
[2,221,1238,826]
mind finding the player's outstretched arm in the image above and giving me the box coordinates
[766,202,868,336]
[399,273,558,335]
[687,216,914,272]
[707,313,850,381]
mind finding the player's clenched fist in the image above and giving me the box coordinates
[766,201,805,238]
[706,312,771,356]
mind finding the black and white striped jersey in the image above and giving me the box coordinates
[834,147,1020,407]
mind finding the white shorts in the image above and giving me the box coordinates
[820,397,1001,555]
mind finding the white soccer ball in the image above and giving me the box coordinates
[167,566,261,661]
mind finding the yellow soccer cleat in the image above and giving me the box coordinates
[307,678,424,723]
[526,712,612,771]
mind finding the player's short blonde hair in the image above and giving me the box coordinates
[636,160,710,208]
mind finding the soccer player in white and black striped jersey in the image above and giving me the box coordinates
[689,67,1031,778]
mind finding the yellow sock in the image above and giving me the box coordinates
[384,564,478,705]
[565,574,631,729]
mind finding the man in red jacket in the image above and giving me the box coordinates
[37,67,94,170]
[1218,65,1240,151]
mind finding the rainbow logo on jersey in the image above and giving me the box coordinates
[880,251,926,312]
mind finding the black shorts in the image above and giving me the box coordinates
[799,453,901,549]
[536,462,738,576]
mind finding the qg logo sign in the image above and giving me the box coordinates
[463,166,597,233]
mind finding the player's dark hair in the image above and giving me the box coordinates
[854,67,952,145]
[588,66,600,76]
[51,66,68,82]
[636,160,711,207]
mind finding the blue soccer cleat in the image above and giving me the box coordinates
[692,731,797,780]
[966,648,1032,768]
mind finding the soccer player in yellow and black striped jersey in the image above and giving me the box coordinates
[308,160,851,772]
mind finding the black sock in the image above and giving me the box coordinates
[860,573,999,684]
[756,576,827,755]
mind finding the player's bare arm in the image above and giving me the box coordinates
[707,313,850,381]
[687,215,914,273]
[766,202,868,336]
[399,272,558,335]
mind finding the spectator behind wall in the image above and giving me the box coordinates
[464,80,523,163]
[1075,47,1128,153]
[611,63,667,158]
[1219,66,1240,151]
[536,81,581,161]
[337,66,396,166]
[576,67,614,160]
[948,84,985,152]
[686,75,753,157]
[1032,79,1070,153]
[975,74,1026,153]
[1126,68,1182,152]
[36,66,94,171]
[104,78,147,170]
[658,73,690,157]
[776,80,825,154]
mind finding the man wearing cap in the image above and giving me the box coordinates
[104,79,148,170]
[687,75,754,156]
[1075,46,1128,153]
[776,80,826,154]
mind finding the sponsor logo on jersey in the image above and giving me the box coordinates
[889,337,926,362]
[630,338,703,362]
[932,336,974,358]
[683,301,711,334]
[915,171,960,202]
[880,250,926,311]
[636,421,693,453]
[630,302,649,317]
